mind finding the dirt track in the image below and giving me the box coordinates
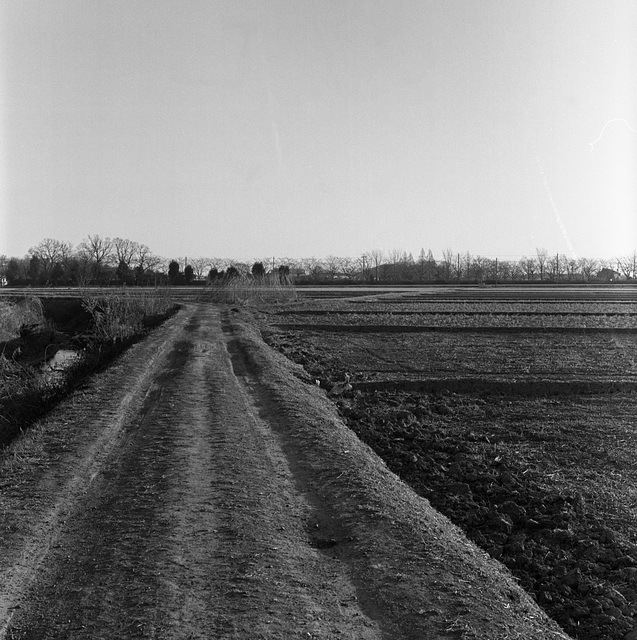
[0,304,570,639]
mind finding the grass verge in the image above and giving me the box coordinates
[0,290,179,448]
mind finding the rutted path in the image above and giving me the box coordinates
[0,305,379,639]
[0,304,570,639]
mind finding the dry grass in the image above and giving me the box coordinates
[80,287,176,342]
[0,289,178,448]
[0,297,46,342]
[203,274,297,305]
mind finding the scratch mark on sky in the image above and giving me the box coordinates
[262,68,284,168]
[589,118,637,152]
[535,157,577,260]
[252,23,285,170]
[270,117,284,167]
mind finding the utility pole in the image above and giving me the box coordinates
[495,257,498,286]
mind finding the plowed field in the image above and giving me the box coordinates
[259,287,637,640]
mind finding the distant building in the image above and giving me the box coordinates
[596,268,621,282]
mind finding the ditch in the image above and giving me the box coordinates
[0,296,178,449]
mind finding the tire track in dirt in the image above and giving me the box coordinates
[0,305,382,639]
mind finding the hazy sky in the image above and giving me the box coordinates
[1,0,635,262]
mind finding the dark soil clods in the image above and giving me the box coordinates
[262,325,637,640]
[335,389,637,640]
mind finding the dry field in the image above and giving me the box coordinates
[259,285,637,640]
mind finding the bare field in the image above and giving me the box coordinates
[258,286,637,640]
[269,329,637,382]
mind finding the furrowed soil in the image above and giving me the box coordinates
[257,294,637,640]
[0,303,568,639]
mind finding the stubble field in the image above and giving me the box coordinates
[259,285,637,640]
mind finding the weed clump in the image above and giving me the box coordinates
[203,273,297,305]
[80,288,176,342]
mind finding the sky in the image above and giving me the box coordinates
[0,0,635,263]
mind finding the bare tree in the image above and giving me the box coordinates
[357,254,371,282]
[458,252,473,282]
[535,248,548,281]
[78,235,114,283]
[519,256,537,281]
[113,238,140,267]
[440,249,454,282]
[501,260,517,282]
[387,249,403,271]
[547,255,557,281]
[59,240,74,267]
[469,255,490,282]
[324,255,342,279]
[414,249,437,281]
[367,249,385,282]
[484,258,500,282]
[414,249,427,281]
[339,256,359,280]
[134,244,161,273]
[302,257,325,282]
[191,257,211,280]
[285,258,306,279]
[547,254,567,281]
[616,252,637,280]
[202,257,225,276]
[508,260,524,281]
[28,238,73,283]
[577,257,598,281]
[396,251,415,281]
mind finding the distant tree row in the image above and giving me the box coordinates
[285,248,636,284]
[0,236,296,287]
[0,236,165,287]
[0,236,635,287]
[349,248,637,284]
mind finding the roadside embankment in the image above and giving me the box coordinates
[226,309,571,639]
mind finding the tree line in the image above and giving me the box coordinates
[0,236,635,287]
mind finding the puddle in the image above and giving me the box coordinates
[42,349,82,373]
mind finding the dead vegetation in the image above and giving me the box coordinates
[0,292,178,449]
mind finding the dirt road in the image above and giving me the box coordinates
[0,304,569,639]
